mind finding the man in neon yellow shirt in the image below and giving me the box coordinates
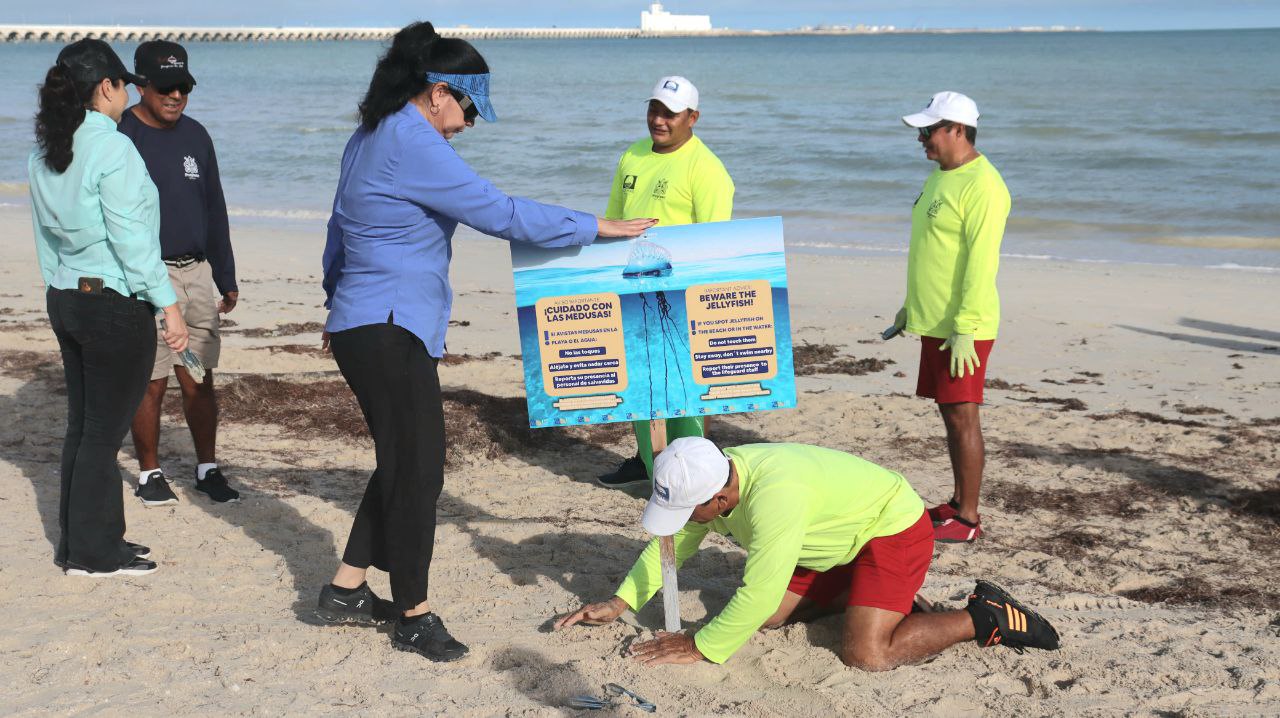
[887,91,1011,544]
[557,438,1059,669]
[597,75,735,489]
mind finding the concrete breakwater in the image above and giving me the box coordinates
[0,24,1090,43]
[0,25,733,43]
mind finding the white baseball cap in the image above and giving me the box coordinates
[649,75,699,113]
[902,91,980,128]
[641,437,730,536]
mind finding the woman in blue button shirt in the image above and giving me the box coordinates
[315,21,655,661]
[28,40,190,578]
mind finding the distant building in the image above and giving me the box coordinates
[641,2,712,32]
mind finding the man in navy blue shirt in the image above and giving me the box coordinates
[121,41,241,505]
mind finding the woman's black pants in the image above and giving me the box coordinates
[47,286,156,572]
[330,322,445,612]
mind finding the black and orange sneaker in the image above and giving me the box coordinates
[965,580,1060,653]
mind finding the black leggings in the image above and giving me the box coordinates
[47,287,156,571]
[330,322,445,611]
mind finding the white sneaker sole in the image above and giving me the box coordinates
[138,497,178,507]
[65,565,158,577]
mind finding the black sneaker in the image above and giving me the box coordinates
[966,580,1060,653]
[65,555,158,578]
[597,455,649,489]
[136,471,178,506]
[392,612,469,662]
[315,583,397,625]
[195,467,241,503]
[55,541,149,568]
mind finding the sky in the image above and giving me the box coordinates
[2,0,1277,32]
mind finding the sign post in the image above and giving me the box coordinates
[649,420,681,634]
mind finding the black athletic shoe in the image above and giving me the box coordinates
[597,455,649,489]
[195,467,241,503]
[135,471,178,506]
[966,580,1060,653]
[392,612,469,663]
[65,555,158,578]
[55,541,149,568]
[315,583,397,625]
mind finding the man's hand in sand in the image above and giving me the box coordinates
[630,631,705,666]
[554,596,628,630]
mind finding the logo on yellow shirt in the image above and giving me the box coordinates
[622,174,638,191]
[653,179,668,199]
[927,199,943,219]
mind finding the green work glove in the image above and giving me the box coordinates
[940,333,980,378]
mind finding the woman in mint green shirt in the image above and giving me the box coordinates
[29,39,189,578]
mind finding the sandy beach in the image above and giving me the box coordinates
[0,204,1277,716]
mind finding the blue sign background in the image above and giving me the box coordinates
[511,217,797,428]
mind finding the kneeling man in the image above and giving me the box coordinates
[556,438,1059,670]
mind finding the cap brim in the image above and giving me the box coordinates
[121,71,145,86]
[142,69,197,88]
[648,96,690,113]
[472,93,497,123]
[901,111,939,128]
[641,499,694,537]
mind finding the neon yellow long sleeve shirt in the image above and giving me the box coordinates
[604,135,734,226]
[613,443,924,664]
[904,154,1010,340]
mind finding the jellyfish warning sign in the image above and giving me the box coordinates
[510,217,796,428]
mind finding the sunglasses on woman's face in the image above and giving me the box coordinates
[451,90,479,123]
[154,83,193,96]
[918,121,952,140]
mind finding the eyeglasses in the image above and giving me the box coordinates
[918,121,952,140]
[154,83,193,96]
[450,90,479,123]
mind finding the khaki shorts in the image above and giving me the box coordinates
[152,260,220,381]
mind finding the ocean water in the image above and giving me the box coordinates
[512,251,789,307]
[2,29,1278,268]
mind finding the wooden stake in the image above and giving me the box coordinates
[650,419,680,633]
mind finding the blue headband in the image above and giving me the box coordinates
[426,72,496,123]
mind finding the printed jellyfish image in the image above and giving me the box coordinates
[622,239,673,278]
[635,291,690,416]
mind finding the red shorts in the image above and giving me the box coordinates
[785,512,934,615]
[916,336,995,404]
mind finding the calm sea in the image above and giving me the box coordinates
[2,30,1278,269]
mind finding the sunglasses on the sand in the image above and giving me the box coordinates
[450,90,479,123]
[918,121,953,140]
[154,82,193,96]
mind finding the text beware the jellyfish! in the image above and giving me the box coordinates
[622,238,689,415]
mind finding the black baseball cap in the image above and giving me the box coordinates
[134,40,197,89]
[56,39,143,86]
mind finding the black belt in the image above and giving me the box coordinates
[163,253,205,268]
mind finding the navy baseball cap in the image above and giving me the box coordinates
[135,40,197,89]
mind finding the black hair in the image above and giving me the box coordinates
[964,125,977,144]
[34,63,103,173]
[358,21,490,130]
